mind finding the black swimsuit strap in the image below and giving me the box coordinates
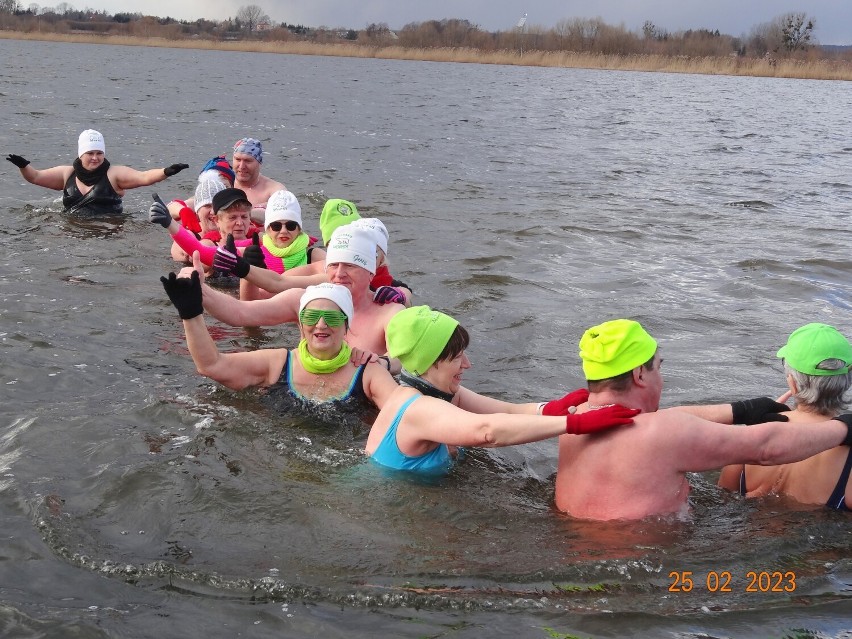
[398,370,454,403]
[826,446,852,510]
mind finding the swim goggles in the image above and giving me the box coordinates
[299,308,347,327]
[268,220,299,232]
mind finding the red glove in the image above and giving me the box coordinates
[542,388,589,416]
[565,404,640,434]
[176,200,202,233]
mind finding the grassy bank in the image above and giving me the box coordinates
[3,30,851,80]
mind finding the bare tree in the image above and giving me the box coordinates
[236,4,269,34]
[780,12,815,51]
[0,0,20,14]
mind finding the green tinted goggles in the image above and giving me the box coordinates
[299,308,348,327]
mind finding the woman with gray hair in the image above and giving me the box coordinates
[719,323,852,511]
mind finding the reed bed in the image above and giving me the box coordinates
[2,30,850,81]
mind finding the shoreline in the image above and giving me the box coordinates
[2,30,851,81]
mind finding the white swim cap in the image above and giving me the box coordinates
[265,190,302,229]
[324,227,377,275]
[350,217,389,255]
[298,283,354,322]
[78,129,105,157]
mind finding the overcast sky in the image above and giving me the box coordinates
[68,1,852,45]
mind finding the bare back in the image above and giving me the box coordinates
[555,411,692,520]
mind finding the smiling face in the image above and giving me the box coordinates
[423,350,471,395]
[325,262,372,296]
[299,299,347,359]
[232,151,261,187]
[266,220,301,248]
[197,204,217,233]
[216,203,251,240]
[79,150,104,170]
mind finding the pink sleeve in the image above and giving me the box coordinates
[172,226,217,266]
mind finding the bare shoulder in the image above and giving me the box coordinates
[260,175,286,195]
[375,300,405,324]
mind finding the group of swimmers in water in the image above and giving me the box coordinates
[8,131,852,521]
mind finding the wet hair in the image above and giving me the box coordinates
[434,324,470,363]
[587,354,656,393]
[785,362,852,415]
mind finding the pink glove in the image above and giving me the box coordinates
[542,388,589,416]
[565,404,640,434]
[373,286,406,305]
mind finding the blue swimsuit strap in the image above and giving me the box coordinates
[825,446,852,511]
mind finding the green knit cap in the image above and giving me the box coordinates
[579,319,657,381]
[320,199,360,245]
[387,306,459,376]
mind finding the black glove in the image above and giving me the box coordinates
[731,397,791,425]
[832,414,852,446]
[6,154,30,169]
[149,193,171,228]
[242,232,267,269]
[164,163,189,177]
[212,234,251,278]
[160,271,203,320]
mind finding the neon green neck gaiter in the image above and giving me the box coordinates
[297,339,351,374]
[263,232,309,270]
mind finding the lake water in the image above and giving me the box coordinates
[1,38,851,637]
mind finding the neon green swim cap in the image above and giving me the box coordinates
[579,319,658,381]
[776,323,852,376]
[386,306,459,376]
[319,199,360,246]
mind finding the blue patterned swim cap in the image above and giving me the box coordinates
[233,137,263,163]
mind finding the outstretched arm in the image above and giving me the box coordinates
[401,397,638,449]
[112,163,188,190]
[661,408,851,473]
[244,265,328,293]
[161,270,286,389]
[7,155,72,190]
[456,386,590,416]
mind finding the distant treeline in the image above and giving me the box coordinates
[0,3,849,62]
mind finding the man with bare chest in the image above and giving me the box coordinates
[231,137,286,225]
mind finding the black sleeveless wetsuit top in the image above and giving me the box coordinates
[62,173,123,214]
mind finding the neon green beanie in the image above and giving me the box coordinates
[320,199,360,245]
[776,323,852,376]
[579,319,657,381]
[386,306,459,376]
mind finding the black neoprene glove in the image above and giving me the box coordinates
[832,414,852,446]
[160,271,203,320]
[149,193,171,228]
[6,154,30,168]
[242,233,267,269]
[731,397,791,425]
[164,163,189,177]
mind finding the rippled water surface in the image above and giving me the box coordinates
[1,39,851,637]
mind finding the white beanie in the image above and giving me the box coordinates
[78,129,105,157]
[198,169,231,187]
[350,217,389,255]
[298,283,354,323]
[324,227,377,275]
[265,189,302,229]
[194,179,228,213]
